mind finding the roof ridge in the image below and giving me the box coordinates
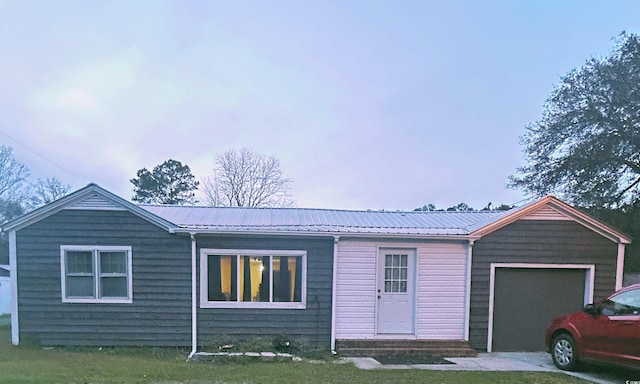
[173,222,476,229]
[137,204,507,214]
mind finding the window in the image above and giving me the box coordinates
[384,254,408,293]
[600,288,640,316]
[61,246,132,303]
[200,249,306,309]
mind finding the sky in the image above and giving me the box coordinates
[1,1,639,211]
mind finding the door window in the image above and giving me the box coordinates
[384,254,408,293]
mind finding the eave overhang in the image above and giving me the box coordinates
[470,196,632,244]
[2,183,178,234]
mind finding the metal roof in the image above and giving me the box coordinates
[3,183,629,244]
[140,205,511,236]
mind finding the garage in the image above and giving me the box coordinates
[468,198,630,352]
[491,267,589,351]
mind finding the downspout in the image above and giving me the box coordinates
[188,233,198,359]
[9,230,18,345]
[463,239,474,341]
[330,236,340,354]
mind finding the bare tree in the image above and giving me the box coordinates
[0,146,74,222]
[0,145,29,197]
[0,146,30,222]
[28,177,72,208]
[202,148,294,207]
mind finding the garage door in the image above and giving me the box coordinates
[492,268,586,351]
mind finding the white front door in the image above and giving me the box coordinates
[377,249,415,334]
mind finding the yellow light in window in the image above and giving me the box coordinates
[220,256,232,297]
[250,258,264,301]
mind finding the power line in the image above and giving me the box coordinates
[0,129,85,183]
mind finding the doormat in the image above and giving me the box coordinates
[374,355,455,365]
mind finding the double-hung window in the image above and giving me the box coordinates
[61,245,132,303]
[200,249,306,309]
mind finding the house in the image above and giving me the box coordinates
[2,183,631,355]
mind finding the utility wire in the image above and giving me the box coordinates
[0,129,85,183]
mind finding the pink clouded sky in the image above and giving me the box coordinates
[1,0,639,210]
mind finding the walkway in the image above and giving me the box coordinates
[344,352,639,384]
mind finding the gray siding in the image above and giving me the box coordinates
[195,236,334,348]
[16,209,192,346]
[469,220,618,351]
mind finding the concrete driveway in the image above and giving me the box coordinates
[488,353,640,384]
[344,352,640,384]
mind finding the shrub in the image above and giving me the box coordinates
[204,334,238,352]
[237,337,273,353]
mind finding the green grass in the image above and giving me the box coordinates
[0,326,589,384]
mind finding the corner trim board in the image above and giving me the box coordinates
[463,240,474,341]
[189,234,197,359]
[9,230,18,345]
[616,243,625,291]
[330,236,339,353]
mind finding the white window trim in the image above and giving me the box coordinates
[200,249,307,309]
[60,245,133,304]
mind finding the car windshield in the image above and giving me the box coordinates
[600,288,640,316]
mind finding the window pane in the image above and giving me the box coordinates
[208,255,237,301]
[67,276,94,297]
[66,251,93,274]
[601,289,640,316]
[611,289,640,309]
[100,251,127,274]
[273,256,301,302]
[382,253,409,294]
[257,256,270,302]
[240,256,270,302]
[100,277,128,298]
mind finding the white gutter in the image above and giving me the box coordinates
[188,233,197,359]
[330,236,339,354]
[9,230,18,345]
[463,240,474,341]
[171,228,473,242]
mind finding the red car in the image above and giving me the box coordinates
[545,284,640,371]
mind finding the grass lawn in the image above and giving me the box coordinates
[0,327,589,384]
